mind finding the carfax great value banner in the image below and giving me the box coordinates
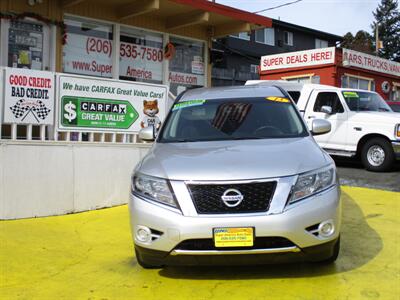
[4,68,54,125]
[58,75,168,133]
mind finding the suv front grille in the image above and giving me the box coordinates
[175,237,295,251]
[187,181,276,214]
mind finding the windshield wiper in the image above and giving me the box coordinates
[229,136,265,140]
[162,139,199,143]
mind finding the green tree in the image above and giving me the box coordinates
[372,0,400,62]
[340,31,374,54]
[341,32,355,49]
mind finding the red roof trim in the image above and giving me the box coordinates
[168,0,272,27]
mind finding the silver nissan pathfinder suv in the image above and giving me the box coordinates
[129,85,341,268]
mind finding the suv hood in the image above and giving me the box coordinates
[137,137,331,181]
[349,111,400,124]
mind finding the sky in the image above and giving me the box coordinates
[215,0,382,36]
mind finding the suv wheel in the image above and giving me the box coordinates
[361,138,394,172]
[135,248,164,269]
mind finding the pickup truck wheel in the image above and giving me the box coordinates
[361,138,394,172]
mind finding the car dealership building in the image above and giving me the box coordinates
[0,0,272,219]
[259,47,400,101]
[0,0,272,94]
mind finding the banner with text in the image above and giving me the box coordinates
[168,71,205,86]
[342,48,400,77]
[260,47,336,72]
[63,33,113,78]
[58,75,168,133]
[119,33,163,82]
[4,68,54,125]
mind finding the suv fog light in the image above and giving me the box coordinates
[136,226,152,243]
[318,220,335,237]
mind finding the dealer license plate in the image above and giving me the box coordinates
[213,227,254,247]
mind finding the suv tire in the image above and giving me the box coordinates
[361,138,394,172]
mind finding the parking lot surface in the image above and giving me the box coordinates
[1,186,399,300]
[335,158,400,192]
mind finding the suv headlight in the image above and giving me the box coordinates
[288,165,336,205]
[395,124,400,139]
[131,173,178,208]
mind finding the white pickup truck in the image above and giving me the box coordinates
[246,81,400,172]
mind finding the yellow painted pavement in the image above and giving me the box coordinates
[1,186,399,300]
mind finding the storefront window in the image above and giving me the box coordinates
[255,28,274,46]
[7,19,49,70]
[119,27,163,84]
[392,85,400,101]
[63,16,113,78]
[341,75,375,91]
[284,31,293,46]
[359,79,369,90]
[168,37,205,95]
[349,77,358,89]
[231,32,250,40]
[315,38,328,49]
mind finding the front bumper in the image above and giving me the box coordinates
[129,181,341,264]
[134,237,339,266]
[392,141,400,160]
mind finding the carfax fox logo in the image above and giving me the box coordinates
[141,100,161,130]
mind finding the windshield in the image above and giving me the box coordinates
[342,91,392,112]
[159,97,308,143]
[389,103,400,112]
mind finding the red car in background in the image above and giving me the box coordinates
[387,101,400,112]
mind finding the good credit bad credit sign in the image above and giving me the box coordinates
[58,75,168,132]
[260,47,336,72]
[4,68,54,124]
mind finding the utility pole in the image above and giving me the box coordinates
[375,24,379,55]
[375,23,383,56]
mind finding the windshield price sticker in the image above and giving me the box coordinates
[343,91,359,98]
[172,99,206,111]
[266,96,290,103]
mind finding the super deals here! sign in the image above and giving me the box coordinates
[260,47,336,72]
[4,68,55,125]
[58,75,168,133]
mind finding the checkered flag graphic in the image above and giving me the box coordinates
[32,100,51,120]
[9,99,29,119]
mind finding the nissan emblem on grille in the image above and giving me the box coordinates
[188,181,276,214]
[221,189,244,207]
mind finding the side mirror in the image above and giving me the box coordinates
[321,105,333,115]
[139,126,155,141]
[311,119,331,136]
